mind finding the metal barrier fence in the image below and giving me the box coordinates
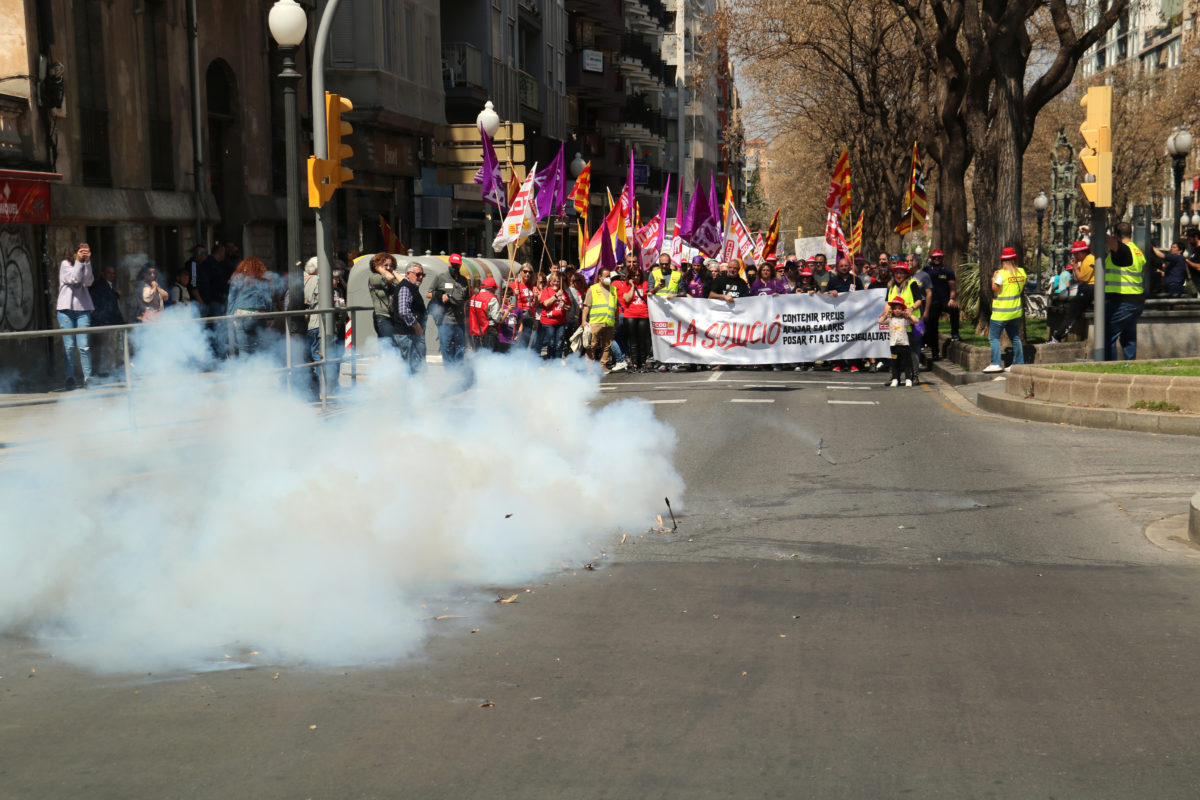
[0,306,370,415]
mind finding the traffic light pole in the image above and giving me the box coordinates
[1091,204,1107,363]
[310,0,343,404]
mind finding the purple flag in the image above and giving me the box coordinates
[600,215,617,275]
[654,174,671,255]
[678,179,700,240]
[473,127,506,210]
[680,179,722,257]
[626,151,637,237]
[708,172,718,225]
[533,143,566,221]
[582,216,615,283]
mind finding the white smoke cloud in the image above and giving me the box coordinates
[0,315,682,672]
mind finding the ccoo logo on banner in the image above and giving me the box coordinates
[649,291,893,365]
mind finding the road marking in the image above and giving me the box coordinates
[640,399,688,405]
[826,386,874,391]
[827,399,878,405]
[731,398,775,403]
[706,371,723,382]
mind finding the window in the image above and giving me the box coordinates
[406,4,418,80]
[144,0,174,189]
[383,3,401,75]
[74,0,111,186]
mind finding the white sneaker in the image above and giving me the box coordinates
[904,379,913,387]
[611,361,628,372]
[982,364,1003,374]
[1003,365,1013,372]
[889,379,898,387]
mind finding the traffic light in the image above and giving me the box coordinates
[325,92,354,187]
[1079,85,1113,207]
[307,91,354,207]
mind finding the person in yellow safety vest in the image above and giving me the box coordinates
[581,267,619,371]
[1051,240,1095,342]
[650,253,682,297]
[982,246,1027,374]
[1102,221,1146,361]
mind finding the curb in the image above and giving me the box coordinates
[1192,490,1200,548]
[975,386,1200,437]
[929,359,993,386]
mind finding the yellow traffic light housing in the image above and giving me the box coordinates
[325,92,354,187]
[307,91,354,208]
[1079,86,1113,207]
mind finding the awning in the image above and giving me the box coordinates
[0,168,62,225]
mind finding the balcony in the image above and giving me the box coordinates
[518,69,540,111]
[518,0,540,15]
[443,43,484,88]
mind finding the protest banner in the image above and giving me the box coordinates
[648,291,891,365]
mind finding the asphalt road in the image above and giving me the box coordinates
[3,368,1200,799]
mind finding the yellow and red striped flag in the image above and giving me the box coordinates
[894,143,928,235]
[569,161,591,215]
[825,148,851,217]
[848,211,864,254]
[762,209,781,260]
[506,163,522,208]
[379,215,405,254]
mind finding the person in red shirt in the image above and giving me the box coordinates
[535,272,571,360]
[617,263,651,372]
[509,263,538,349]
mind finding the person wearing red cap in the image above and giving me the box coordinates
[885,261,925,383]
[431,253,469,364]
[923,248,959,358]
[1051,240,1095,342]
[468,275,504,352]
[983,246,1026,373]
[878,296,918,386]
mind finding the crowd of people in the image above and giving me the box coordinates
[365,246,964,385]
[56,221,1191,391]
[53,239,349,391]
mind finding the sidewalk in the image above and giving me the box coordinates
[931,359,1200,437]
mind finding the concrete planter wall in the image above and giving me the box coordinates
[1003,364,1200,413]
[941,335,1090,372]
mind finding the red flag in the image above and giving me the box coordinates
[825,211,848,254]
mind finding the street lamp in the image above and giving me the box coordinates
[570,152,586,178]
[1033,190,1049,293]
[1166,124,1192,242]
[268,0,308,319]
[477,100,501,138]
[478,102,502,249]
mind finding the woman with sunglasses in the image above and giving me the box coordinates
[510,263,538,349]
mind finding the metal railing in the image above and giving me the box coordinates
[518,69,540,110]
[442,42,484,88]
[0,306,369,419]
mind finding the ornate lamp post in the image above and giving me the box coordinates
[477,101,502,248]
[268,0,308,314]
[1033,190,1049,293]
[1167,125,1193,242]
[570,152,586,178]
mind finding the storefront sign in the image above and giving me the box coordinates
[0,179,50,224]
